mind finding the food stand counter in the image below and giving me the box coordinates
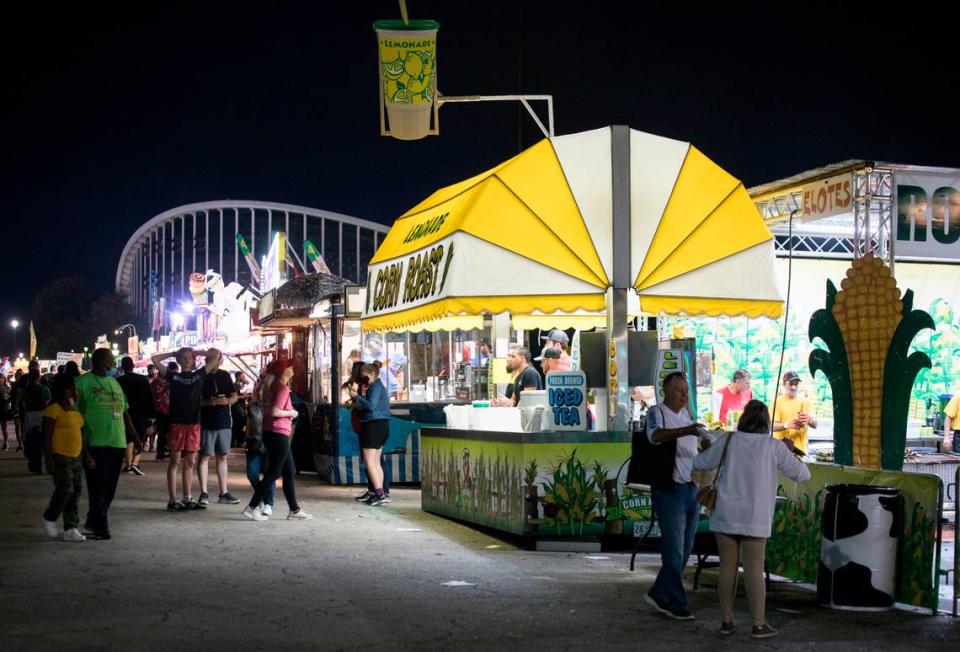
[420,426,634,538]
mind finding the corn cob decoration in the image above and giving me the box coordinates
[809,253,934,470]
[832,254,901,467]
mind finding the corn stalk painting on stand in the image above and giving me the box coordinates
[809,254,934,470]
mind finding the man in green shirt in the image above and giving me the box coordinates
[75,348,141,540]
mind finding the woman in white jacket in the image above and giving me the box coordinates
[693,399,810,639]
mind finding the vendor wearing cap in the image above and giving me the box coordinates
[942,392,959,453]
[535,346,562,377]
[541,329,573,372]
[772,371,817,456]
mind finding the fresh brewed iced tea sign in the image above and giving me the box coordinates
[545,371,587,431]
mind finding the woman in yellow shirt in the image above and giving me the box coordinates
[42,375,86,542]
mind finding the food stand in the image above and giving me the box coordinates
[362,125,783,540]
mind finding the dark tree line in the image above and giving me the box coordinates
[30,278,135,359]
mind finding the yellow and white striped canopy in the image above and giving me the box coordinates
[362,126,782,332]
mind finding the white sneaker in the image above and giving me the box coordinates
[43,518,60,538]
[287,509,313,520]
[242,506,267,521]
[63,528,86,542]
[262,504,273,516]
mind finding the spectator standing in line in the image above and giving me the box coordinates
[151,348,221,511]
[116,357,154,476]
[245,366,276,516]
[22,368,52,474]
[349,363,392,506]
[693,400,810,639]
[64,361,81,379]
[42,365,57,387]
[197,354,240,506]
[345,361,391,504]
[243,359,312,521]
[75,348,142,540]
[231,371,250,448]
[143,364,159,453]
[41,374,87,542]
[0,375,14,451]
[13,363,37,453]
[151,362,176,461]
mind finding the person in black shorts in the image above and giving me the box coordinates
[116,357,154,476]
[348,363,391,507]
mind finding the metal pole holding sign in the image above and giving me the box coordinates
[606,125,631,432]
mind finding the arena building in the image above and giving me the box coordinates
[115,200,389,333]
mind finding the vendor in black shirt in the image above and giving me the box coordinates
[493,346,542,407]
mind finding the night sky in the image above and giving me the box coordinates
[4,1,960,332]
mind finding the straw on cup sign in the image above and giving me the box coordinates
[546,371,587,430]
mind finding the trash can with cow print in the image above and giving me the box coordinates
[818,483,902,610]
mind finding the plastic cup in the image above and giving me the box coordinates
[374,19,439,140]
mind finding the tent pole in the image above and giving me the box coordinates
[607,125,631,432]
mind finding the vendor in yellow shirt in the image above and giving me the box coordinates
[942,392,959,452]
[772,371,817,456]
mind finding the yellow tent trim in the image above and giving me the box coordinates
[639,295,784,319]
[362,294,606,333]
[371,315,484,333]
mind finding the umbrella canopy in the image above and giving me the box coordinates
[275,272,352,311]
[363,126,782,332]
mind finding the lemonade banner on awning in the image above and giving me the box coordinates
[362,126,782,332]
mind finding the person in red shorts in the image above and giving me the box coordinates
[152,347,222,511]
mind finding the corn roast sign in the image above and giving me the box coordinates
[367,235,455,316]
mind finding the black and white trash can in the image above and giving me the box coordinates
[818,483,901,611]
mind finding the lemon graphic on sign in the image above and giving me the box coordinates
[382,55,405,80]
[403,52,423,78]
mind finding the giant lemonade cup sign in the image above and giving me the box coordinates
[374,19,439,140]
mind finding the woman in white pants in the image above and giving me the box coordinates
[693,399,810,639]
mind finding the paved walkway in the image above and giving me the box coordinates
[1,449,957,651]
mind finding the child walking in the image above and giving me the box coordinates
[41,375,87,542]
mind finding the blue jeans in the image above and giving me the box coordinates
[650,481,700,610]
[245,451,275,507]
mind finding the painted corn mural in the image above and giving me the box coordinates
[663,260,960,430]
[809,254,934,469]
[420,436,633,537]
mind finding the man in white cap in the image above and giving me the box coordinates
[772,370,816,456]
[541,329,573,371]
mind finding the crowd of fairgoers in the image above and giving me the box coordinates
[6,345,394,544]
